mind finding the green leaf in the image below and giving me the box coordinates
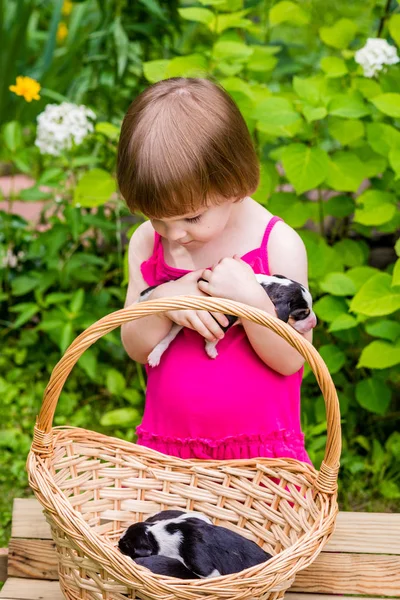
[143,59,170,83]
[320,273,356,296]
[252,162,278,204]
[319,344,346,373]
[396,239,400,258]
[213,10,252,33]
[167,54,208,78]
[269,1,310,26]
[70,289,85,313]
[365,320,400,342]
[346,266,378,291]
[319,19,357,49]
[326,152,365,192]
[78,349,97,380]
[11,304,40,329]
[324,195,355,218]
[393,259,400,287]
[380,481,400,500]
[389,14,400,47]
[267,193,310,227]
[366,123,400,157]
[293,76,321,106]
[389,147,400,179]
[178,7,214,26]
[73,169,116,208]
[139,0,166,19]
[329,92,369,118]
[113,17,129,77]
[95,122,120,141]
[351,273,400,316]
[302,105,327,122]
[329,314,358,332]
[60,322,73,354]
[313,295,348,322]
[354,190,397,227]
[333,240,367,267]
[3,121,23,152]
[106,368,126,396]
[329,118,364,146]
[255,97,299,126]
[11,276,39,296]
[358,341,400,369]
[356,378,391,415]
[353,77,382,100]
[100,408,141,427]
[371,93,400,118]
[213,41,252,62]
[281,144,329,195]
[320,56,348,78]
[246,46,278,72]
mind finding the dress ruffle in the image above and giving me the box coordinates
[136,427,312,464]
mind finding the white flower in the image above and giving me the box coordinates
[355,38,399,78]
[35,102,96,156]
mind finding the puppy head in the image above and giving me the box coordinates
[118,523,158,559]
[264,276,317,333]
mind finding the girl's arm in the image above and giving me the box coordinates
[198,222,312,376]
[121,221,173,364]
[241,223,312,376]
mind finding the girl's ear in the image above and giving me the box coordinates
[274,301,291,323]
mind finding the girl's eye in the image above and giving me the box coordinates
[185,215,201,223]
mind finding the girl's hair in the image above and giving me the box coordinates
[117,77,259,218]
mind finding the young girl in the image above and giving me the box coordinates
[117,77,313,464]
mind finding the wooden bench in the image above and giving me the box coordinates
[0,498,399,600]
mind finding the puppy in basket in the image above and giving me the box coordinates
[119,510,272,578]
[138,273,317,366]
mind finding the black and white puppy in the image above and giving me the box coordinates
[135,556,200,579]
[118,510,272,578]
[138,274,317,366]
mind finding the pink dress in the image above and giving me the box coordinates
[138,216,311,464]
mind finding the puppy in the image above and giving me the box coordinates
[135,555,200,579]
[118,510,272,578]
[139,273,317,366]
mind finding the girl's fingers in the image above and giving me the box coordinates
[197,279,209,294]
[188,313,219,342]
[198,311,225,339]
[201,269,212,280]
[211,312,230,328]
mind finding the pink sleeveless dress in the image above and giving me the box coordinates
[138,216,311,464]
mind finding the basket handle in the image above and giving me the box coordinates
[31,296,341,494]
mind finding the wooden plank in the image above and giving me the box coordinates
[0,578,63,600]
[293,552,400,597]
[7,540,58,581]
[0,578,389,600]
[12,499,400,556]
[0,548,8,582]
[325,511,400,554]
[10,500,51,540]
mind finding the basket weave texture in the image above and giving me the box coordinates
[27,296,341,600]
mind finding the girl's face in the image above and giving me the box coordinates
[149,199,236,247]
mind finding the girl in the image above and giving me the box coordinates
[117,78,313,464]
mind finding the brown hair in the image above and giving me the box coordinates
[117,77,259,218]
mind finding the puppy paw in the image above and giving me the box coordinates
[147,349,162,367]
[205,342,218,359]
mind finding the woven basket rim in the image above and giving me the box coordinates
[28,425,338,590]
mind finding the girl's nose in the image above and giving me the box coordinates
[166,226,187,242]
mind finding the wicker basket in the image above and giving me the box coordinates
[27,296,341,600]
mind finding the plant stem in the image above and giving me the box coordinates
[377,0,392,37]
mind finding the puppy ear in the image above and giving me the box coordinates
[275,301,291,323]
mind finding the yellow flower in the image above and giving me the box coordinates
[9,76,41,102]
[62,0,73,15]
[57,22,68,43]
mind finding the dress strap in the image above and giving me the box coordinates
[260,216,283,275]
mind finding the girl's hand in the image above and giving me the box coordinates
[198,256,262,304]
[150,270,229,342]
